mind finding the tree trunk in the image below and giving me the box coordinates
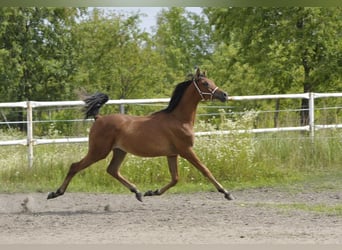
[300,56,312,126]
[300,83,311,126]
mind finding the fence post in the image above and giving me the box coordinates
[119,99,125,114]
[26,101,34,168]
[309,92,315,139]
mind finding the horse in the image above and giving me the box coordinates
[47,68,234,201]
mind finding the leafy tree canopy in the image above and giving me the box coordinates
[0,7,83,101]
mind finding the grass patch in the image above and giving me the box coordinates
[255,202,342,217]
[1,133,341,195]
[1,111,342,195]
[276,168,342,193]
[278,203,342,216]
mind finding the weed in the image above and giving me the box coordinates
[0,111,342,194]
[255,202,342,217]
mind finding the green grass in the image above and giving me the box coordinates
[1,131,342,195]
[253,202,342,217]
[241,168,342,217]
[276,203,342,216]
[1,112,342,195]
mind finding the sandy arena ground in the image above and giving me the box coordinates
[0,187,341,244]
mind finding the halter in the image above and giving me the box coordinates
[193,79,219,101]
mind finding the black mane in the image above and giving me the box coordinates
[157,80,192,113]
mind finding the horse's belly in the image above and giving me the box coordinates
[116,135,176,157]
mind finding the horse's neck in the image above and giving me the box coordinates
[171,85,201,127]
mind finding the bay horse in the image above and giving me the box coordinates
[47,68,234,201]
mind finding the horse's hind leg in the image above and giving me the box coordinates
[106,148,143,202]
[47,139,112,199]
[47,116,115,200]
[144,155,179,197]
[47,155,97,199]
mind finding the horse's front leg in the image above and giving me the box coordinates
[144,155,179,197]
[180,148,234,200]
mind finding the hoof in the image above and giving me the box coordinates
[218,189,235,201]
[135,192,143,202]
[130,188,143,202]
[47,192,57,200]
[225,193,235,200]
[144,189,160,197]
[47,190,63,200]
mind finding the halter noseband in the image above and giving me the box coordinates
[193,79,219,101]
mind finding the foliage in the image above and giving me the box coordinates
[1,7,341,130]
[0,133,341,194]
[205,7,342,125]
[4,111,342,193]
[0,7,82,102]
[206,7,342,94]
[1,7,341,102]
[72,8,169,101]
[154,7,213,83]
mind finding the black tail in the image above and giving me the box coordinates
[82,92,109,119]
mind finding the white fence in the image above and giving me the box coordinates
[1,92,342,167]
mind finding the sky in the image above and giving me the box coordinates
[98,7,203,33]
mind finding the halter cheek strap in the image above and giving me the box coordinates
[193,80,219,101]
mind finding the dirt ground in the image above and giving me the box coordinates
[0,187,341,244]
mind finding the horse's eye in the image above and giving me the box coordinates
[203,82,209,87]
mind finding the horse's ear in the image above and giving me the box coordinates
[202,70,207,77]
[195,68,201,80]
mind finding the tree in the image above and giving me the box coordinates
[72,8,168,103]
[154,7,213,84]
[0,7,82,130]
[206,7,342,125]
[0,7,82,102]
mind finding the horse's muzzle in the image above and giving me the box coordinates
[214,90,229,102]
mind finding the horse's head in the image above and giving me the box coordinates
[193,68,228,102]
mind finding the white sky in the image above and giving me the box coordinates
[98,7,203,33]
